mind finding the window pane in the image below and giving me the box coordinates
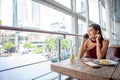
[38,4,72,33]
[89,0,99,23]
[0,30,73,59]
[101,5,106,27]
[17,1,72,33]
[78,19,86,35]
[76,0,86,13]
[0,0,13,26]
[54,0,71,9]
[76,0,86,17]
[78,19,86,47]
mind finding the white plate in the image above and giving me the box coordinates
[93,59,118,66]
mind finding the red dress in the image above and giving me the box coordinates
[85,39,106,59]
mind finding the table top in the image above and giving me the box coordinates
[111,62,120,80]
[51,58,119,80]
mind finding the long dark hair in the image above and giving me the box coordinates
[89,23,104,40]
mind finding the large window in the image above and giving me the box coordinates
[0,0,74,57]
[0,0,109,79]
[89,0,99,24]
[0,0,108,60]
[17,0,72,33]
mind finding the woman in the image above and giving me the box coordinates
[78,24,109,59]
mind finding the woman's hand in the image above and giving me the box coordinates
[95,34,101,42]
[82,33,89,40]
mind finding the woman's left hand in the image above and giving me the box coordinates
[95,34,101,42]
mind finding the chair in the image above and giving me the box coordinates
[106,47,120,61]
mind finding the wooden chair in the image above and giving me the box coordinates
[106,47,120,61]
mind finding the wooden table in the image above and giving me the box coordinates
[111,62,120,80]
[51,58,119,80]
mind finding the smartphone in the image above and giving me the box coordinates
[84,34,89,39]
[84,61,101,68]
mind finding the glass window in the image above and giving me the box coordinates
[16,1,72,33]
[0,0,79,79]
[76,0,86,17]
[0,0,72,34]
[78,19,86,47]
[0,0,13,26]
[78,19,86,35]
[101,5,106,27]
[54,0,71,9]
[37,4,72,33]
[76,0,86,13]
[0,0,74,58]
[89,0,99,23]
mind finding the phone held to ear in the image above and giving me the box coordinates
[83,33,89,39]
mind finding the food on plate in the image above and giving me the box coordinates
[99,59,110,64]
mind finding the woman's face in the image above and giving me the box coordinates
[87,26,98,39]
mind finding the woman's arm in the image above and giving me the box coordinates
[78,39,87,59]
[96,39,109,59]
[78,34,88,59]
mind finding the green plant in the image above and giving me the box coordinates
[31,46,42,54]
[44,37,71,54]
[44,37,57,53]
[23,42,33,48]
[61,38,71,50]
[3,42,14,49]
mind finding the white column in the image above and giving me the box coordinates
[98,0,102,25]
[71,0,77,46]
[85,0,89,28]
[105,0,112,44]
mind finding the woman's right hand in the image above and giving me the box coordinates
[82,33,89,40]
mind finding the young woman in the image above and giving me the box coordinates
[78,24,109,59]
